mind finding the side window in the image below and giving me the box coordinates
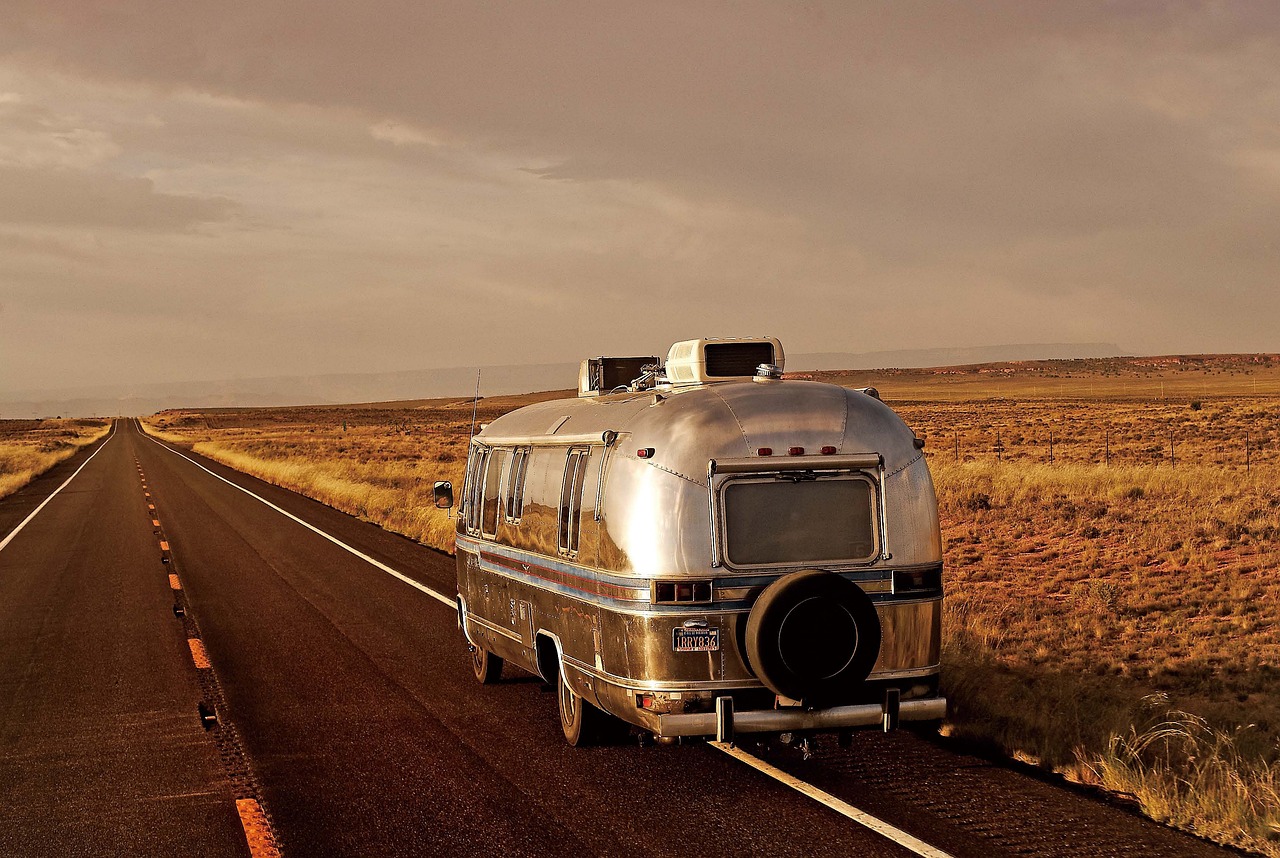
[557,448,591,557]
[504,447,530,524]
[481,448,508,538]
[466,447,489,534]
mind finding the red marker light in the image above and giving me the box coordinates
[788,446,805,456]
[757,447,773,456]
[821,445,837,455]
[637,448,654,459]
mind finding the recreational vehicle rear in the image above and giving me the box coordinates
[451,337,946,745]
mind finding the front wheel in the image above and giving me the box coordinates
[470,643,503,684]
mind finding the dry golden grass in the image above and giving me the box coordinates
[144,355,1280,854]
[142,391,569,554]
[901,394,1280,855]
[0,419,112,500]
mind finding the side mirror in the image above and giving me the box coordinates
[433,480,454,509]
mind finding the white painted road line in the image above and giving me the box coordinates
[137,421,456,608]
[709,742,955,858]
[0,422,116,554]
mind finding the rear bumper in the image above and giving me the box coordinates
[655,696,947,738]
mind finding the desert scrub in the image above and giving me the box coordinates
[1083,701,1280,856]
[934,456,1280,855]
[0,419,111,500]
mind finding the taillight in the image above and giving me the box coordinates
[652,580,713,603]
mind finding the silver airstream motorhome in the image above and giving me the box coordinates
[452,337,946,746]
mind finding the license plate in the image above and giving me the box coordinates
[673,627,720,652]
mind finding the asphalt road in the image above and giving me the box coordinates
[0,419,1241,857]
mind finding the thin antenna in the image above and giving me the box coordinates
[468,368,481,444]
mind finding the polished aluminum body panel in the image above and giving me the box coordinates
[454,377,944,736]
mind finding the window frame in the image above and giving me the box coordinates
[715,471,880,570]
[480,447,508,539]
[557,447,591,558]
[464,445,489,536]
[504,446,531,525]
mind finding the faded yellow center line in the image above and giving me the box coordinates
[235,798,282,858]
[159,540,171,552]
[168,574,182,590]
[187,639,211,669]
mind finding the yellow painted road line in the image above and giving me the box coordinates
[0,423,116,554]
[187,639,211,669]
[142,425,455,608]
[235,798,282,858]
[708,742,955,858]
[169,574,182,590]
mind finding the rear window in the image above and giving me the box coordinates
[721,477,876,566]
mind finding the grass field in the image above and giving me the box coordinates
[0,419,112,501]
[143,355,1280,854]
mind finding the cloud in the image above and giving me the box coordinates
[1,2,1280,397]
[369,120,436,147]
[0,165,236,230]
[0,95,119,169]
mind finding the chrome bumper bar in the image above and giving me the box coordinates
[656,697,947,738]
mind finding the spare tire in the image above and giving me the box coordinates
[745,569,881,705]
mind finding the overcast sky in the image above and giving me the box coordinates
[2,2,1279,394]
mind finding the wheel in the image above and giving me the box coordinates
[557,670,609,746]
[470,643,503,684]
[745,569,882,706]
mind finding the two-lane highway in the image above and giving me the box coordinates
[0,423,247,857]
[1,418,1240,857]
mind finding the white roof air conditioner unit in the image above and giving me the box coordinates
[663,337,784,386]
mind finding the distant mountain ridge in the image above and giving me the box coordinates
[0,342,1129,417]
[793,343,1127,370]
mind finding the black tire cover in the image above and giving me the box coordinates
[745,569,881,705]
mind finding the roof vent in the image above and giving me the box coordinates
[664,338,784,386]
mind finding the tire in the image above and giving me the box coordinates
[470,643,503,684]
[557,670,609,747]
[745,569,881,705]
